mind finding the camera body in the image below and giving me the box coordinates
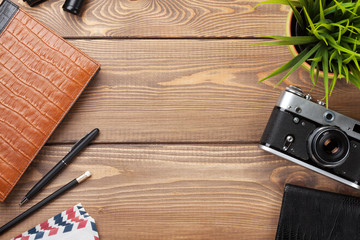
[260,86,360,189]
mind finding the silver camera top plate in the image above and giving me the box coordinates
[276,88,360,140]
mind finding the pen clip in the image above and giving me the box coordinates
[70,128,99,151]
[70,132,89,151]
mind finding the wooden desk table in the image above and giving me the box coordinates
[1,0,360,239]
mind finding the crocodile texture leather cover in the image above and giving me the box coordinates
[276,184,360,240]
[0,0,100,202]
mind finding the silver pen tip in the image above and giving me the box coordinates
[19,197,28,206]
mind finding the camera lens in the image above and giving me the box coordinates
[25,0,46,7]
[63,0,85,15]
[308,126,350,167]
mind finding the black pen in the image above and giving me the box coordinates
[19,128,99,206]
[0,171,91,235]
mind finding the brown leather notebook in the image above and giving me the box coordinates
[276,185,360,240]
[0,0,100,202]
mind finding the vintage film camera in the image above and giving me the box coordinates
[260,85,360,189]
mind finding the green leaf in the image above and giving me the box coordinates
[310,61,319,86]
[303,7,328,44]
[333,0,347,14]
[253,35,318,45]
[298,0,309,10]
[258,46,311,83]
[253,0,301,8]
[321,46,329,108]
[327,35,360,57]
[276,42,322,86]
[313,2,354,22]
[329,50,338,67]
[337,57,343,79]
[322,3,342,17]
[343,65,349,83]
[353,0,360,15]
[308,56,322,62]
[310,47,324,85]
[318,22,334,31]
[343,54,355,64]
[353,57,360,72]
[349,64,360,80]
[329,65,338,96]
[348,73,360,90]
[341,36,360,45]
[287,0,305,30]
[319,0,325,22]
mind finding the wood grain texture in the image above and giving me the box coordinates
[45,39,360,143]
[2,1,360,239]
[1,144,357,239]
[15,0,289,38]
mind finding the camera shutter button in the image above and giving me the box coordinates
[286,86,305,98]
[317,100,326,106]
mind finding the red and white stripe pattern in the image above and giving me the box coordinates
[12,203,99,240]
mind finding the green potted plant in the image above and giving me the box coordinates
[254,0,360,107]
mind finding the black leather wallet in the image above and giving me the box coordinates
[276,184,360,240]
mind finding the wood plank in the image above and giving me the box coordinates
[45,39,360,143]
[1,144,357,239]
[17,0,289,38]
